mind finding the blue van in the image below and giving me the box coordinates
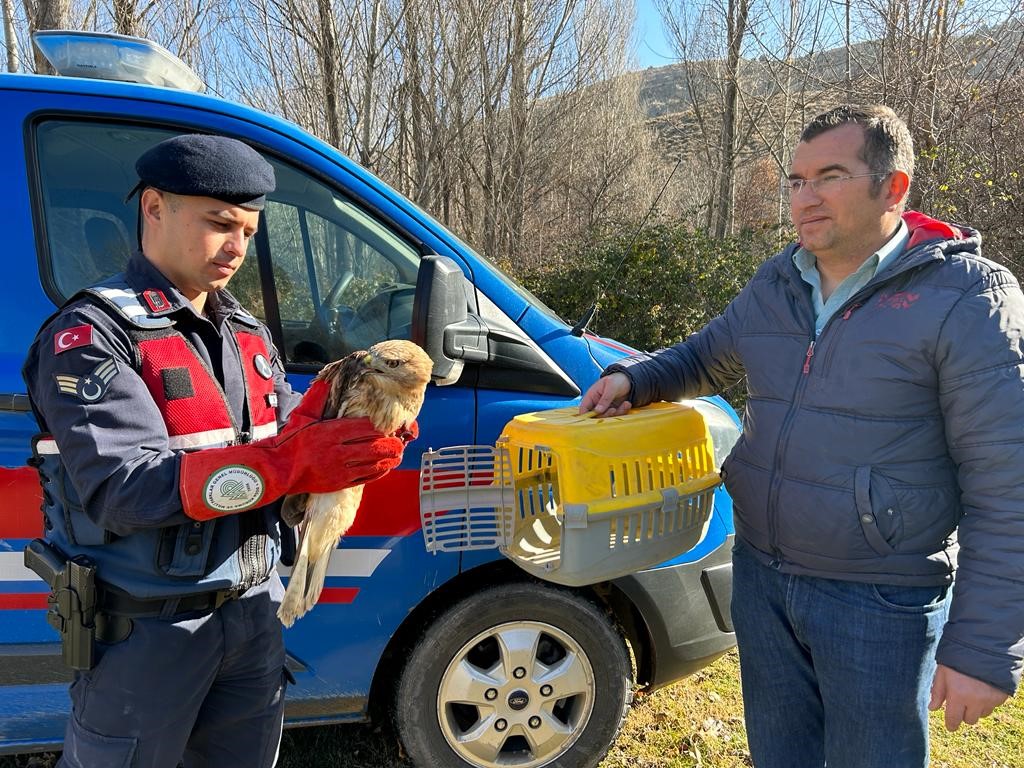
[0,32,738,767]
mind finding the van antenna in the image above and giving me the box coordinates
[570,157,682,337]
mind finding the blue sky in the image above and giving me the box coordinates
[634,0,676,68]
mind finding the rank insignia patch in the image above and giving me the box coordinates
[55,358,120,403]
[53,324,94,355]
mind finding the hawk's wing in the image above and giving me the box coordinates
[315,350,369,418]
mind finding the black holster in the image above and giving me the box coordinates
[24,539,98,670]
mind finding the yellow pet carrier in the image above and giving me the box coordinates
[418,402,723,586]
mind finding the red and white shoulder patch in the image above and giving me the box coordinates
[53,324,94,355]
[143,290,171,313]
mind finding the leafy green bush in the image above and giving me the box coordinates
[519,222,776,352]
[517,222,778,410]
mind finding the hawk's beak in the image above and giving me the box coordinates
[362,353,373,365]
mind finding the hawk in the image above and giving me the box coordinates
[277,339,432,627]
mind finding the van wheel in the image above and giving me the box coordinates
[395,581,633,768]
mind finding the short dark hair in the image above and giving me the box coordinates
[800,105,914,195]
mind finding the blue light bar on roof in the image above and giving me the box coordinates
[32,30,205,93]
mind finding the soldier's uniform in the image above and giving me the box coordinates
[22,136,301,768]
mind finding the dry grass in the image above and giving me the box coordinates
[599,652,751,768]
[599,651,1024,768]
[4,651,1022,768]
[272,654,752,768]
[276,651,1024,768]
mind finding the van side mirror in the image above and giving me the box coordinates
[412,254,488,386]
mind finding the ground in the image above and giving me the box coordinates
[4,651,1021,768]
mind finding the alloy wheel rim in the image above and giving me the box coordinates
[436,620,596,768]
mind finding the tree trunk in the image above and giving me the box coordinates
[316,0,343,148]
[714,0,749,239]
[505,0,528,263]
[27,0,71,73]
[405,0,430,205]
[777,0,798,239]
[112,0,139,36]
[357,0,381,167]
[2,0,18,72]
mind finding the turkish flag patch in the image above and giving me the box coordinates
[53,324,94,355]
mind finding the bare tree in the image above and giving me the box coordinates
[660,0,755,236]
[315,0,344,148]
[109,0,220,73]
[737,0,846,232]
[2,0,18,71]
[841,0,1023,264]
[24,0,71,72]
[111,0,140,34]
[715,0,750,237]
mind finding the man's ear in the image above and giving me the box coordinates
[140,188,165,225]
[885,170,911,211]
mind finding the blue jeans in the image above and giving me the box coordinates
[731,540,951,768]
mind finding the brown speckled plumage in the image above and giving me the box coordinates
[277,340,432,627]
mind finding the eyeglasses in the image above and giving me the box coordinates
[785,172,890,196]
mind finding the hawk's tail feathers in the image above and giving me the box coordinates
[303,543,333,613]
[277,528,313,627]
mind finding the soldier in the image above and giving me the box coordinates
[22,134,409,768]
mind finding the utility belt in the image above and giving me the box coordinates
[24,539,249,671]
[99,584,245,618]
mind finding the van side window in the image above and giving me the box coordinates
[35,122,167,298]
[262,161,420,365]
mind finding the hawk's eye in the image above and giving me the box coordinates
[386,358,402,368]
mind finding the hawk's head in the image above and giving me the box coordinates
[361,339,433,391]
[314,339,433,425]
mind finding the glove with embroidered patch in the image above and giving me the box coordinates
[178,380,405,521]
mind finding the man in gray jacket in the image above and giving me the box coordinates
[580,105,1021,768]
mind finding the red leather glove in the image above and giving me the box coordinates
[280,377,332,432]
[396,420,419,444]
[179,380,406,521]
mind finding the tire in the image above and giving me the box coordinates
[395,581,633,768]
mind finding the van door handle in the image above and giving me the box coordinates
[0,394,31,412]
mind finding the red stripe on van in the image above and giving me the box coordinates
[346,469,421,537]
[0,594,48,610]
[0,468,44,538]
[1,590,360,610]
[317,587,359,604]
[1,466,421,540]
[584,333,636,354]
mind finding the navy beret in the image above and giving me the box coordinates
[130,134,275,210]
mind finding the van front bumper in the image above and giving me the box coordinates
[613,534,736,691]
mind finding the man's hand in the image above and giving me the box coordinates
[579,372,632,417]
[929,663,1009,731]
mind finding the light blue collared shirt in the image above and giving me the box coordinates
[793,220,909,335]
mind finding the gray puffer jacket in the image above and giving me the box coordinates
[607,212,1024,694]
